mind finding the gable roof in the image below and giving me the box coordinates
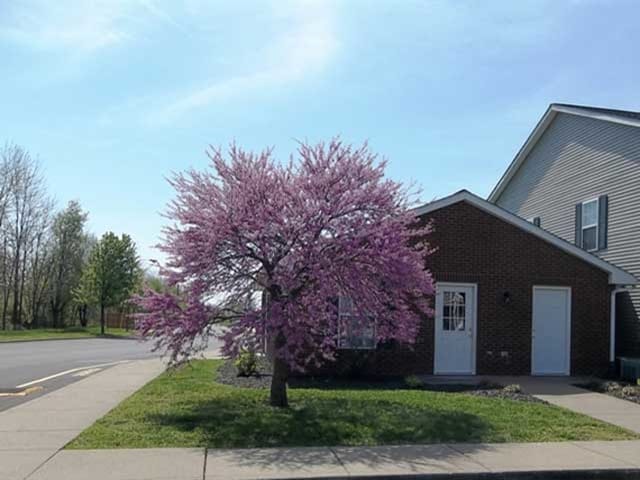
[413,190,637,285]
[488,103,640,202]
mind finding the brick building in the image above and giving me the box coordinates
[324,190,636,377]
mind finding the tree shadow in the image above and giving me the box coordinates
[205,442,491,475]
[146,394,495,450]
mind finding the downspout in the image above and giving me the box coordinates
[610,287,625,363]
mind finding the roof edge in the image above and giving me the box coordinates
[488,103,640,202]
[413,190,637,286]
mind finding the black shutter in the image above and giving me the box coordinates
[533,216,541,227]
[575,203,582,247]
[598,195,608,250]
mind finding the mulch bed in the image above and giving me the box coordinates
[466,387,545,403]
[216,358,544,403]
[216,356,273,389]
[577,380,640,405]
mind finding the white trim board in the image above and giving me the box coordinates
[412,190,636,285]
[488,103,640,203]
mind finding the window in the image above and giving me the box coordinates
[338,296,375,349]
[581,199,598,251]
[442,291,466,331]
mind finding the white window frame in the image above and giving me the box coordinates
[581,198,599,252]
[337,296,376,350]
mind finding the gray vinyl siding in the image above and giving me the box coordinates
[495,113,640,356]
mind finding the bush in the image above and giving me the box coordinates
[235,349,259,377]
[404,375,424,389]
[503,384,522,394]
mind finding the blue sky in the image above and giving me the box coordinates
[1,0,639,262]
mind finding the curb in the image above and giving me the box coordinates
[266,469,640,480]
[0,334,138,344]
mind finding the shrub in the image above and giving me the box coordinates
[503,384,522,394]
[404,375,424,389]
[235,349,259,377]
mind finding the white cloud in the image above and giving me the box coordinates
[0,1,137,53]
[147,1,338,124]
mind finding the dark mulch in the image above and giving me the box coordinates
[577,380,640,405]
[466,388,545,403]
[216,359,543,403]
[216,357,273,389]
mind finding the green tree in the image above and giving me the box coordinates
[49,200,88,327]
[79,232,141,334]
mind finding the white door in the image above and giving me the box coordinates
[532,287,571,375]
[434,283,476,375]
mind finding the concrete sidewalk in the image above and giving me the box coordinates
[22,441,640,479]
[0,358,166,480]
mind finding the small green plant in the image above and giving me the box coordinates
[637,378,640,387]
[404,374,424,389]
[235,349,258,377]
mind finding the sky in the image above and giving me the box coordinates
[1,0,639,263]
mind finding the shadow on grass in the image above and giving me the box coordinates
[146,394,494,450]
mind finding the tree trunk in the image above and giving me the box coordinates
[51,302,60,328]
[270,355,289,407]
[79,305,88,327]
[100,304,105,335]
[269,330,288,407]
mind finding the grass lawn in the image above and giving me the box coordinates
[67,359,638,449]
[0,326,134,342]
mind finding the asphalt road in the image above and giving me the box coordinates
[0,333,225,412]
[0,337,162,411]
[0,337,161,389]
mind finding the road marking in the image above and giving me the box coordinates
[0,386,43,397]
[72,368,102,377]
[15,360,130,388]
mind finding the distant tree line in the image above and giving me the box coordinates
[0,143,143,331]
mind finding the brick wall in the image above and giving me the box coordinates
[318,200,611,377]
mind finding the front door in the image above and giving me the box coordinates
[434,283,476,375]
[532,286,571,375]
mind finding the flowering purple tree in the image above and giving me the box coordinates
[136,139,435,407]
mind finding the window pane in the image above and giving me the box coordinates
[339,311,375,349]
[339,296,355,315]
[583,226,597,250]
[442,289,467,331]
[443,317,450,331]
[582,200,598,226]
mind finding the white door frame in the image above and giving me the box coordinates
[531,285,572,376]
[434,282,478,375]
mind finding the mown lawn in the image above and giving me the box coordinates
[0,326,134,342]
[67,359,637,449]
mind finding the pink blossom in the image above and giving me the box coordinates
[135,139,435,373]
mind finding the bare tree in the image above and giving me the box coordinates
[0,144,52,329]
